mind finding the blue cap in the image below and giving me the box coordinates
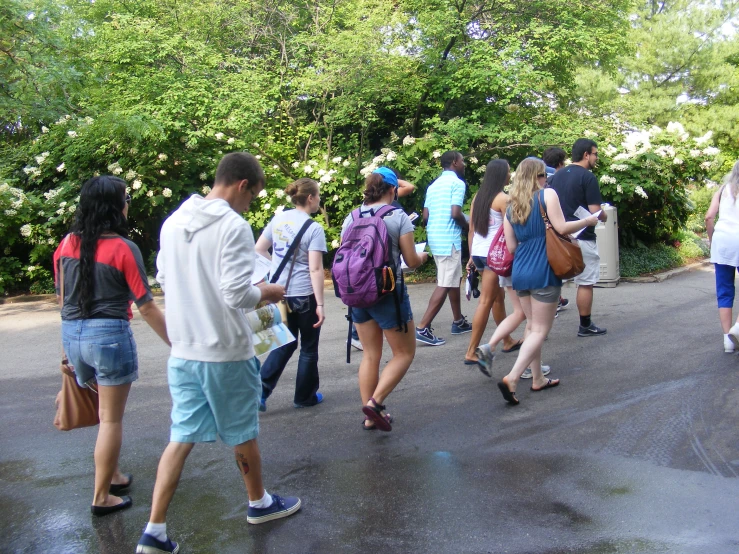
[372,166,398,188]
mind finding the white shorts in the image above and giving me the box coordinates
[434,246,463,288]
[574,240,600,286]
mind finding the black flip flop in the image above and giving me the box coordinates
[463,359,479,366]
[531,378,560,392]
[501,340,523,353]
[109,473,133,495]
[497,381,519,405]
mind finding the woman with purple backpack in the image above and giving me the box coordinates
[339,167,428,431]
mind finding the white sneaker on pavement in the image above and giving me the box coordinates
[520,365,551,379]
[729,324,739,350]
[725,334,736,353]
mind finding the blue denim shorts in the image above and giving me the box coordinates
[351,289,413,330]
[168,356,261,446]
[61,319,138,387]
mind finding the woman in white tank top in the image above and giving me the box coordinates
[706,160,739,352]
[464,160,523,364]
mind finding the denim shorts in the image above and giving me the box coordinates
[473,255,512,287]
[168,356,261,446]
[351,289,413,330]
[516,285,561,304]
[62,319,138,387]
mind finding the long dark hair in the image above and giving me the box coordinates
[70,175,129,317]
[472,159,509,237]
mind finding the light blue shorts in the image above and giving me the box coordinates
[168,356,261,446]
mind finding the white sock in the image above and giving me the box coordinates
[144,522,167,542]
[248,490,273,509]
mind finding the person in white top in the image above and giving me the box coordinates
[464,159,521,364]
[705,160,739,352]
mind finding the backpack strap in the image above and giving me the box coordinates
[270,219,315,284]
[346,310,353,364]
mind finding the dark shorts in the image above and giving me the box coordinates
[351,289,413,330]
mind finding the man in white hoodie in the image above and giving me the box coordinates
[137,153,301,554]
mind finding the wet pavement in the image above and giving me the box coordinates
[1,266,738,553]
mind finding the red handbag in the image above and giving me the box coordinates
[487,224,513,277]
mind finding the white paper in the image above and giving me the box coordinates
[251,254,272,285]
[408,212,419,222]
[570,208,601,239]
[401,242,426,270]
[245,304,296,356]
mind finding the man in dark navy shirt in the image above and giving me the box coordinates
[549,139,608,337]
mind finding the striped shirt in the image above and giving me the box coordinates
[54,234,152,321]
[424,170,466,256]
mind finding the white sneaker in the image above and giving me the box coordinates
[725,334,736,353]
[729,324,739,350]
[349,338,363,351]
[520,365,551,379]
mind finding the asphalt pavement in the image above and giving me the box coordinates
[1,266,738,554]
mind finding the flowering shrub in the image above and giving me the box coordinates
[592,123,720,245]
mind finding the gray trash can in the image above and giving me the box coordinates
[594,204,619,287]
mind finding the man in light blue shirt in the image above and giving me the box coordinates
[416,151,471,346]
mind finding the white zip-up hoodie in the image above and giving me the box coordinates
[156,195,262,362]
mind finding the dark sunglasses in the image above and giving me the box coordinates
[537,173,547,178]
[125,194,131,204]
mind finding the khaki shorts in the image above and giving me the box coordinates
[574,240,600,286]
[434,246,463,288]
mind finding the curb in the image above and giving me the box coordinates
[621,259,711,283]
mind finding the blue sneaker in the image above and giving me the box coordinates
[258,397,267,413]
[416,326,446,346]
[136,533,179,554]
[294,392,323,409]
[247,494,302,524]
[451,316,472,335]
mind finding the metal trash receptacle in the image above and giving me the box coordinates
[594,204,619,287]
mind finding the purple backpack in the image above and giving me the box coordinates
[332,205,405,361]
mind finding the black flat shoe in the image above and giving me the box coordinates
[109,473,133,494]
[91,495,132,516]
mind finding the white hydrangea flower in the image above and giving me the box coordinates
[700,161,713,170]
[273,205,284,214]
[648,125,663,136]
[258,189,268,198]
[201,185,211,195]
[253,142,260,148]
[125,169,136,180]
[343,178,349,184]
[34,154,47,165]
[673,157,683,165]
[4,209,17,216]
[689,149,702,158]
[616,184,623,193]
[263,203,271,210]
[599,175,617,185]
[332,195,339,201]
[162,188,172,198]
[309,160,318,166]
[59,201,67,208]
[695,131,713,145]
[27,265,36,272]
[272,164,278,169]
[666,121,685,135]
[359,163,378,176]
[228,138,235,145]
[322,154,329,161]
[68,205,76,213]
[342,160,350,167]
[331,239,340,249]
[274,190,285,198]
[303,165,313,174]
[583,130,598,138]
[603,145,618,156]
[67,130,77,138]
[320,174,332,183]
[402,136,415,146]
[37,210,45,216]
[132,179,142,190]
[635,186,648,199]
[158,153,168,161]
[386,151,397,161]
[20,224,32,237]
[610,164,629,172]
[332,156,342,163]
[292,161,300,169]
[703,147,720,156]
[199,172,208,181]
[317,169,326,176]
[469,156,478,164]
[56,162,65,172]
[372,154,386,164]
[476,165,486,173]
[613,152,632,161]
[214,132,225,140]
[84,116,94,125]
[144,190,152,197]
[159,169,167,175]
[432,150,441,159]
[56,208,65,215]
[41,126,49,134]
[47,238,55,245]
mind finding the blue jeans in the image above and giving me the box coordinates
[260,294,321,406]
[61,319,138,387]
[715,263,739,308]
